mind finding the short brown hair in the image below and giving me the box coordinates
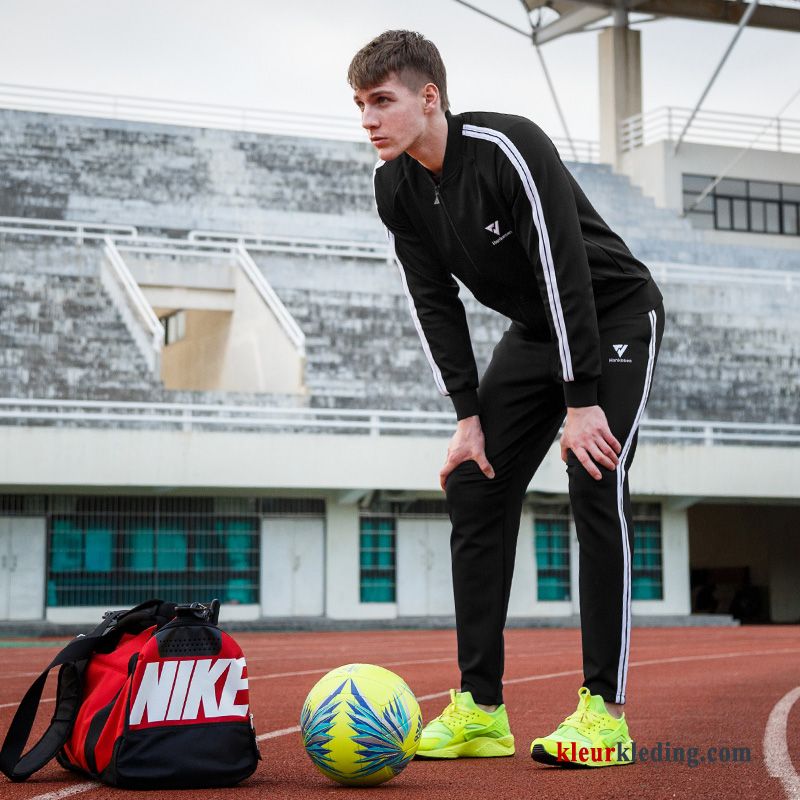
[347,30,450,113]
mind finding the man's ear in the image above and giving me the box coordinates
[422,82,440,113]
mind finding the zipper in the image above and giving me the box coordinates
[431,180,483,278]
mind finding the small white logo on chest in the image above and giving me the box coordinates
[485,220,501,235]
[613,344,628,357]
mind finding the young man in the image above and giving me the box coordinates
[348,30,664,767]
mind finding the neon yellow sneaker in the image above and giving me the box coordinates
[530,687,634,767]
[415,689,515,758]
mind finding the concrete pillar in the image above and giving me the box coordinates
[598,25,643,167]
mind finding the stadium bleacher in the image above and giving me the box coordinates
[1,107,798,423]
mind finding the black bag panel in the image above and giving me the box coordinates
[103,721,260,789]
[154,622,222,658]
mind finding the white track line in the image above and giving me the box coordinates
[22,646,800,800]
[764,685,800,800]
[0,697,55,710]
[26,783,99,800]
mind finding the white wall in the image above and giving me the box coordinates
[2,428,797,503]
[620,139,800,218]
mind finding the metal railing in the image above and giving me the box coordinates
[0,81,599,163]
[102,238,164,371]
[3,217,798,289]
[235,246,305,353]
[188,230,389,261]
[553,137,599,163]
[0,216,137,241]
[1,219,308,359]
[0,398,797,445]
[620,106,800,154]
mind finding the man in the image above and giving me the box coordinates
[348,30,664,767]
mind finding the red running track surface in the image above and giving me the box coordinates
[1,626,798,800]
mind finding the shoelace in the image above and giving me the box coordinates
[560,696,603,732]
[436,689,470,726]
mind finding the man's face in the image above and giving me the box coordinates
[353,72,429,161]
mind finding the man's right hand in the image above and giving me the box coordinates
[439,415,495,491]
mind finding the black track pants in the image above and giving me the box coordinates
[445,303,665,706]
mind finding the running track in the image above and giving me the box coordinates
[1,626,798,799]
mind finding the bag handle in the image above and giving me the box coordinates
[0,599,176,782]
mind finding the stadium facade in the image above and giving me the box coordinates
[0,92,798,627]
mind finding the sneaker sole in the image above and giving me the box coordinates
[415,735,515,759]
[530,743,633,768]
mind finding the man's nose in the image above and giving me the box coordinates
[361,108,378,130]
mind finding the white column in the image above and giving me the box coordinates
[598,25,642,167]
[632,505,691,616]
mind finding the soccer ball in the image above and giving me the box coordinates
[299,663,423,786]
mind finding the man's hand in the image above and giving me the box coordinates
[439,415,495,491]
[560,405,621,481]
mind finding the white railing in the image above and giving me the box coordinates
[0,82,599,163]
[188,230,389,261]
[2,217,798,289]
[1,219,308,359]
[553,138,599,163]
[648,261,797,291]
[0,398,797,445]
[0,82,362,142]
[102,238,164,372]
[0,216,137,241]
[235,246,305,353]
[620,106,800,154]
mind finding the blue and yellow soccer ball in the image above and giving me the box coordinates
[299,663,423,786]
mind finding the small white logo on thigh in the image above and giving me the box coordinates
[609,343,632,364]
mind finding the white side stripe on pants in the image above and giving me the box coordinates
[615,309,658,704]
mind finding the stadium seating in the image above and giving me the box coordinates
[0,109,798,425]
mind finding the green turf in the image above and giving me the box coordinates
[0,640,69,648]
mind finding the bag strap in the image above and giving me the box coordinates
[0,599,175,782]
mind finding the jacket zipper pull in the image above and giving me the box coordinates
[433,185,441,206]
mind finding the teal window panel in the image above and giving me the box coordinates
[50,519,83,572]
[535,516,571,601]
[85,526,113,572]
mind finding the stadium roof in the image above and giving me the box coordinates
[522,0,800,43]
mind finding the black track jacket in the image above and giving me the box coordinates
[373,110,663,420]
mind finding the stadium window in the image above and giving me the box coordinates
[161,310,186,345]
[683,174,800,236]
[716,197,732,229]
[783,204,798,235]
[533,507,571,601]
[47,496,259,607]
[632,504,663,601]
[732,199,749,231]
[765,202,781,234]
[359,516,396,603]
[750,200,765,232]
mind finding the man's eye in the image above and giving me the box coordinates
[377,97,390,104]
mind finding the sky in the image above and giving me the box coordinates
[0,0,797,141]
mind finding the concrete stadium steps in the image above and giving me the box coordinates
[0,239,312,408]
[2,108,798,274]
[0,109,379,234]
[267,283,799,424]
[0,243,160,399]
[649,309,800,424]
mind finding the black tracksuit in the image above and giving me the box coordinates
[373,109,665,706]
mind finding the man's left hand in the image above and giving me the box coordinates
[560,405,621,481]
